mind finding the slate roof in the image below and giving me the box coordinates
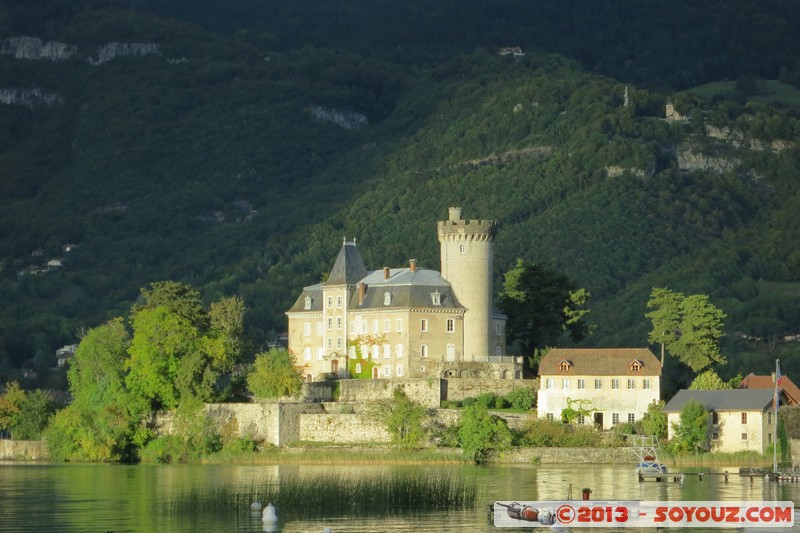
[323,241,367,286]
[354,267,462,310]
[538,348,661,376]
[737,373,800,405]
[663,389,775,413]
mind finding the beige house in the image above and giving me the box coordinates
[663,389,778,453]
[537,348,662,429]
[286,207,512,382]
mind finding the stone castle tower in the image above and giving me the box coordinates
[437,206,497,361]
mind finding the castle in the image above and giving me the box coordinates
[286,207,516,381]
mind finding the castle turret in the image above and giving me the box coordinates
[437,207,496,361]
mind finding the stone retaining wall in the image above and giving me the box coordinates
[444,378,533,402]
[0,439,48,460]
[338,378,442,407]
[498,446,639,464]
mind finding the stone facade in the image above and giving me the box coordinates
[443,377,528,402]
[286,207,516,382]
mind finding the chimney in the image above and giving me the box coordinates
[409,259,417,272]
[358,282,365,305]
[383,266,390,280]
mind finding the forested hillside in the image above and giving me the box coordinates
[1,0,799,390]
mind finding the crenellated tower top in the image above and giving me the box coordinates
[437,206,496,242]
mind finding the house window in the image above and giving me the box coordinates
[558,361,570,372]
[630,360,641,372]
[348,346,356,358]
[382,366,391,377]
[495,322,501,336]
[577,414,585,424]
[712,432,719,441]
[741,432,747,440]
[612,379,619,390]
[577,379,585,389]
[360,345,369,358]
[545,378,554,389]
[712,412,719,425]
[396,365,404,377]
[303,322,311,336]
[420,345,428,358]
[396,345,404,358]
[304,347,311,361]
[384,292,392,306]
[627,379,635,389]
[336,337,343,349]
[327,338,333,349]
[768,412,772,424]
[336,296,342,308]
[546,413,554,421]
[327,318,333,330]
[431,291,441,306]
[304,296,312,310]
[327,297,333,308]
[384,345,391,359]
[336,317,342,330]
[420,319,428,332]
[741,412,747,424]
[612,413,620,425]
[383,319,390,333]
[628,413,635,423]
[396,319,403,332]
[562,378,569,390]
[446,319,455,333]
[643,379,651,389]
[372,345,379,359]
[594,379,602,389]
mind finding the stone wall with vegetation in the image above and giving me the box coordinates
[338,378,442,408]
[299,413,391,443]
[499,446,639,464]
[0,439,48,460]
[444,378,533,402]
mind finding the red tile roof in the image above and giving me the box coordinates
[737,373,800,405]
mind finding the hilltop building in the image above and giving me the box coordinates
[286,207,514,382]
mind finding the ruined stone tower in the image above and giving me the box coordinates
[437,206,497,361]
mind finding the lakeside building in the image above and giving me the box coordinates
[286,207,517,382]
[537,348,662,429]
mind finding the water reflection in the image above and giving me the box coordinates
[0,462,798,532]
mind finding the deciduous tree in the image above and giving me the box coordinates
[246,348,304,399]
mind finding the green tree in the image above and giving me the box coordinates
[670,399,709,454]
[458,404,512,462]
[133,281,207,328]
[499,259,591,358]
[378,387,428,449]
[0,381,25,436]
[646,288,726,372]
[640,400,667,440]
[0,382,55,440]
[688,369,731,390]
[246,348,304,399]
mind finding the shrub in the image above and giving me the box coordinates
[504,387,535,410]
[517,418,569,447]
[441,400,461,409]
[476,392,497,409]
[458,404,512,462]
[493,396,508,409]
[462,397,477,407]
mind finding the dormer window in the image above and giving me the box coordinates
[384,291,392,306]
[431,291,441,306]
[629,360,642,372]
[304,296,312,310]
[558,359,572,372]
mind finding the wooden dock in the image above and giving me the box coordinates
[639,470,800,483]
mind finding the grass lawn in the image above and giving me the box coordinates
[688,80,800,107]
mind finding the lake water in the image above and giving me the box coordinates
[1,462,798,532]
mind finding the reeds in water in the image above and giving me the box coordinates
[159,473,477,518]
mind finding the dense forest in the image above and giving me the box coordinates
[1,0,800,392]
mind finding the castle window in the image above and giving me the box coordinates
[304,296,312,310]
[327,338,333,349]
[327,318,333,330]
[420,319,428,332]
[316,322,323,335]
[336,337,343,349]
[446,319,455,333]
[459,243,466,254]
[383,319,390,333]
[420,345,428,358]
[382,365,391,377]
[336,317,342,330]
[355,363,362,374]
[384,345,391,358]
[348,346,356,358]
[496,322,501,336]
[431,291,441,306]
[336,296,342,308]
[303,322,311,336]
[495,346,502,355]
[396,319,403,332]
[384,292,392,306]
[396,344,404,358]
[327,297,333,308]
[372,345,379,359]
[304,347,311,361]
[396,365,404,377]
[317,347,324,360]
[372,320,379,333]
